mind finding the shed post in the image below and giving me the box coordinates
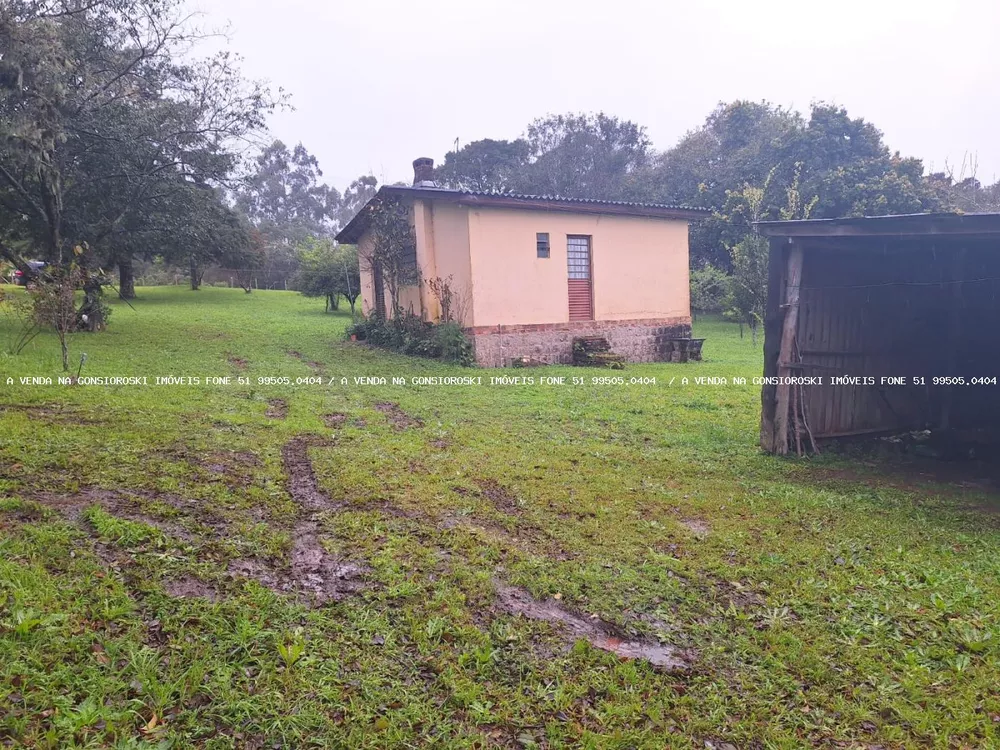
[773,242,804,455]
[760,238,787,452]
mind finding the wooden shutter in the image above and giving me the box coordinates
[567,236,593,321]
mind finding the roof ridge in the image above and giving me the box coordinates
[413,185,704,212]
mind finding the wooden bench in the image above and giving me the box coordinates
[663,338,706,363]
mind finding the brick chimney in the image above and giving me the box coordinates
[412,157,436,187]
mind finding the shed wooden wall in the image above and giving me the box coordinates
[762,238,1000,452]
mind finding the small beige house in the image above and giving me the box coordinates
[336,158,707,367]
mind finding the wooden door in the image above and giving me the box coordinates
[567,235,593,321]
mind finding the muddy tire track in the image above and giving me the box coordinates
[494,583,693,672]
[281,436,342,512]
[250,435,369,604]
[25,488,196,542]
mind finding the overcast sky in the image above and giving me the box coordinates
[193,0,1000,192]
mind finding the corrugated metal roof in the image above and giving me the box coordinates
[385,184,705,212]
[756,212,1000,238]
[335,185,708,243]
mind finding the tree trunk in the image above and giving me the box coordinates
[190,256,201,291]
[118,254,136,299]
[329,293,339,311]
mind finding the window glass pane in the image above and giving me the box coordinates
[536,232,550,258]
[567,236,591,279]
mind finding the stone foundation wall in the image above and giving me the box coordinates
[466,318,692,368]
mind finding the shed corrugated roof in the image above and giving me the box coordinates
[335,185,708,243]
[755,212,1000,239]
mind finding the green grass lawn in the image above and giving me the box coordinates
[1,285,998,749]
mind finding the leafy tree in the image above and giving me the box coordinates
[722,179,771,343]
[689,264,732,319]
[515,112,651,199]
[646,101,800,208]
[643,101,801,268]
[294,238,360,316]
[334,175,378,231]
[139,183,254,291]
[646,101,941,268]
[722,165,816,343]
[0,0,279,304]
[785,105,939,218]
[435,139,530,192]
[232,229,268,293]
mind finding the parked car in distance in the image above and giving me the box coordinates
[13,260,46,286]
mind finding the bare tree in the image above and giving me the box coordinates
[30,264,84,371]
[929,154,1000,213]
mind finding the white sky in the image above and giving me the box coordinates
[193,0,1000,192]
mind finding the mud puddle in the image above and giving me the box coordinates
[266,399,288,419]
[27,487,195,541]
[474,479,522,514]
[495,583,691,672]
[374,402,423,430]
[163,575,219,602]
[289,518,366,601]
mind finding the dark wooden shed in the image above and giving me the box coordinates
[757,213,1000,455]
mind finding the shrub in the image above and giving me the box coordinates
[433,322,474,365]
[690,264,732,318]
[346,315,474,365]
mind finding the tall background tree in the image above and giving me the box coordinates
[235,140,341,289]
[335,175,379,229]
[0,0,281,302]
[434,139,530,192]
[644,101,944,269]
[517,112,652,199]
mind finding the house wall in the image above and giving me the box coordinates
[465,208,691,327]
[425,202,473,325]
[356,200,694,367]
